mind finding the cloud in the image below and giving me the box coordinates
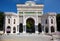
[34,0,37,1]
[34,0,39,1]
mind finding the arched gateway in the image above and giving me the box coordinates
[26,18,35,33]
[4,1,57,34]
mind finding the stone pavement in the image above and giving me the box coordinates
[0,34,53,41]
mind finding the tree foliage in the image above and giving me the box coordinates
[56,14,60,31]
[0,12,4,31]
[26,21,33,29]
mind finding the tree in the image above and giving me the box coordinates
[26,21,33,29]
[56,14,60,31]
[0,12,4,31]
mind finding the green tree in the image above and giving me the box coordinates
[26,21,33,29]
[0,12,4,31]
[56,14,60,31]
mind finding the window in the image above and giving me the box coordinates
[7,26,11,33]
[14,19,15,24]
[45,19,47,24]
[13,27,16,33]
[51,26,55,32]
[51,19,53,24]
[45,27,49,33]
[8,19,10,24]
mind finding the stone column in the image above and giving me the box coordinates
[16,15,19,34]
[17,25,19,33]
[35,24,39,33]
[11,16,13,34]
[5,16,7,34]
[23,25,26,33]
[23,12,26,34]
[55,17,57,32]
[11,26,13,34]
[44,26,45,33]
[48,16,51,34]
[55,26,57,33]
[49,26,51,34]
[42,25,44,34]
[35,12,39,34]
[5,27,7,34]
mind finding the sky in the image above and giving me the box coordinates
[0,0,60,13]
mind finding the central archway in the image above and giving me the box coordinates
[26,18,35,33]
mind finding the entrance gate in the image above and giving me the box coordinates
[26,18,35,33]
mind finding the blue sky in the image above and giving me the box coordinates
[0,0,60,13]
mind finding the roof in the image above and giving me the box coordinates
[4,12,18,16]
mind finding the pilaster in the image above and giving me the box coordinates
[23,25,26,33]
[35,24,39,34]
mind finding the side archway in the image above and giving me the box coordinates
[45,27,49,33]
[19,23,23,33]
[7,26,11,33]
[38,23,42,33]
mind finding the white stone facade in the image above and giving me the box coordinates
[4,1,57,34]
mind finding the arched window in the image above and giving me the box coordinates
[51,19,53,24]
[8,19,10,24]
[7,26,11,33]
[14,19,15,24]
[51,26,55,32]
[13,27,16,33]
[45,27,49,33]
[38,23,42,33]
[45,19,47,24]
[19,23,23,33]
